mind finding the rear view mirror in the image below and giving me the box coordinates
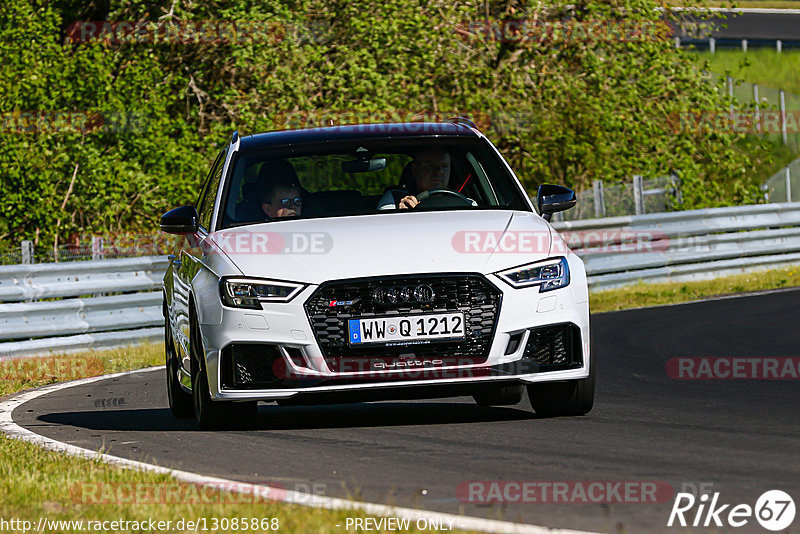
[537,184,577,222]
[342,158,386,173]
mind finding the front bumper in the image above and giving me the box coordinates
[196,270,591,402]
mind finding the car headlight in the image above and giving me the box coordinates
[496,257,570,292]
[220,277,305,309]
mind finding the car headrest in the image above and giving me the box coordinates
[398,161,415,190]
[258,159,299,185]
[304,190,362,216]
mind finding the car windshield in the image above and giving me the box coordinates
[218,137,531,229]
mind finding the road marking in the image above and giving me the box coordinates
[0,367,600,534]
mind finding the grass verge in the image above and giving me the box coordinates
[590,264,800,312]
[0,345,476,533]
[697,49,800,96]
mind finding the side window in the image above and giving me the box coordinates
[198,150,226,231]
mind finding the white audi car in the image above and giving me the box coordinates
[161,119,593,429]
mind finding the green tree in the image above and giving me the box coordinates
[0,0,773,254]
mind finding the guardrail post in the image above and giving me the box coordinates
[780,90,788,145]
[786,166,792,202]
[592,180,606,218]
[753,83,760,133]
[633,175,644,215]
[21,241,33,264]
[709,37,715,54]
[727,76,734,122]
[91,236,104,261]
[671,174,682,205]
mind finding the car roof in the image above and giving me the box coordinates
[238,122,480,150]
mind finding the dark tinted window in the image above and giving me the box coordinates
[220,137,530,228]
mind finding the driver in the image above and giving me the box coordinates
[377,149,475,210]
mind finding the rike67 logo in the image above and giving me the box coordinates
[668,490,795,531]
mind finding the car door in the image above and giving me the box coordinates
[172,149,226,378]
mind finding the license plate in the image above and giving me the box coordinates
[348,313,465,345]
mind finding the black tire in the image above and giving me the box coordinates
[473,384,525,406]
[527,359,595,417]
[165,318,193,419]
[190,315,257,430]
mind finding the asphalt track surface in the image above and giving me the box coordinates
[12,290,800,533]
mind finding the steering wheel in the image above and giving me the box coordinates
[414,189,473,207]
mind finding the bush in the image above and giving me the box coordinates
[0,0,773,251]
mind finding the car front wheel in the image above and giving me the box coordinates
[190,315,257,430]
[165,317,193,419]
[527,359,595,417]
[473,384,524,406]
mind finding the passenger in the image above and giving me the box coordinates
[260,164,304,218]
[262,184,302,218]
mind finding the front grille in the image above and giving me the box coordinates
[304,274,502,372]
[521,323,582,371]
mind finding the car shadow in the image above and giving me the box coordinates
[36,401,535,432]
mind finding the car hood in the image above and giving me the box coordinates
[211,211,553,284]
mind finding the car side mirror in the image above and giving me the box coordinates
[537,184,577,222]
[160,205,199,234]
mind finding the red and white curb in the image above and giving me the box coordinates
[0,367,600,534]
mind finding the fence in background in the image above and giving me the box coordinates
[558,175,680,221]
[717,76,800,150]
[678,37,800,54]
[0,235,176,266]
[3,202,800,356]
[560,76,800,217]
[764,157,800,203]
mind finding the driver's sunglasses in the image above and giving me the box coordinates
[277,197,303,208]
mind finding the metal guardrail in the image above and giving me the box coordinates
[0,256,167,302]
[3,202,800,357]
[0,293,162,340]
[0,257,168,358]
[555,201,800,290]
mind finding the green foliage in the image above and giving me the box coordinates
[0,0,779,250]
[0,1,204,248]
